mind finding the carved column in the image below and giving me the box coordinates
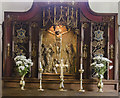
[31,22,39,77]
[4,14,12,77]
[29,23,32,77]
[0,22,2,98]
[12,22,15,58]
[107,23,110,80]
[0,2,2,97]
[38,29,43,79]
[90,23,93,78]
[114,15,119,81]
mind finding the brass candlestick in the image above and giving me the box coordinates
[38,68,44,91]
[79,68,85,92]
[59,59,67,91]
[59,76,67,91]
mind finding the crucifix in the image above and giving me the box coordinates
[48,25,69,91]
[55,59,68,91]
[48,25,70,62]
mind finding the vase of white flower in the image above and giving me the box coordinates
[14,55,33,90]
[20,74,25,90]
[97,74,103,92]
[91,55,112,92]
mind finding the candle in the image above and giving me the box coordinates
[80,64,83,69]
[61,66,63,76]
[40,62,42,69]
[61,59,64,76]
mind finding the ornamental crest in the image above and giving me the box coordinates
[17,28,26,39]
[94,30,104,41]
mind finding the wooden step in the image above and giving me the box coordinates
[42,73,78,80]
[2,77,118,92]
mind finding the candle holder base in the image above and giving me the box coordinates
[59,88,67,91]
[21,88,25,91]
[79,89,85,92]
[38,89,44,91]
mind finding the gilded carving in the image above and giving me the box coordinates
[102,16,114,27]
[83,44,87,59]
[43,5,78,28]
[13,23,29,57]
[41,25,77,73]
[14,44,25,56]
[31,43,37,57]
[7,43,10,57]
[110,44,114,59]
[92,23,107,57]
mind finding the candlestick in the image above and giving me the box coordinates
[79,68,85,92]
[38,62,44,92]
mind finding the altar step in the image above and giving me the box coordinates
[2,74,118,92]
[42,73,78,80]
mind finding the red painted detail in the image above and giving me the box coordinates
[5,23,12,77]
[17,3,39,21]
[109,26,115,80]
[79,2,102,22]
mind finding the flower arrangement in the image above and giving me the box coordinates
[14,55,33,76]
[91,55,113,79]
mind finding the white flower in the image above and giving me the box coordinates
[95,63,104,68]
[30,62,33,66]
[16,61,22,65]
[20,55,26,59]
[14,55,33,74]
[93,55,101,60]
[101,57,112,63]
[23,59,28,63]
[100,74,103,79]
[109,66,113,70]
[25,65,29,67]
[14,56,20,61]
[28,59,32,62]
[91,62,97,66]
[19,66,25,70]
[95,73,98,76]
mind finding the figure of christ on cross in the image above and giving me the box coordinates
[48,25,70,62]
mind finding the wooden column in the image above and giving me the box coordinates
[29,23,32,77]
[114,15,119,80]
[90,23,93,78]
[107,23,110,80]
[29,23,32,59]
[12,22,15,58]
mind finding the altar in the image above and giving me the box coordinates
[2,0,119,92]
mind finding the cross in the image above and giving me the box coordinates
[55,59,68,91]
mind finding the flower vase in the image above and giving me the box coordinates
[97,78,103,92]
[20,74,25,90]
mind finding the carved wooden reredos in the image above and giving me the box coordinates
[3,1,117,80]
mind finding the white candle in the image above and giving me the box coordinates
[61,59,64,76]
[80,64,83,69]
[40,62,42,69]
[61,66,63,76]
